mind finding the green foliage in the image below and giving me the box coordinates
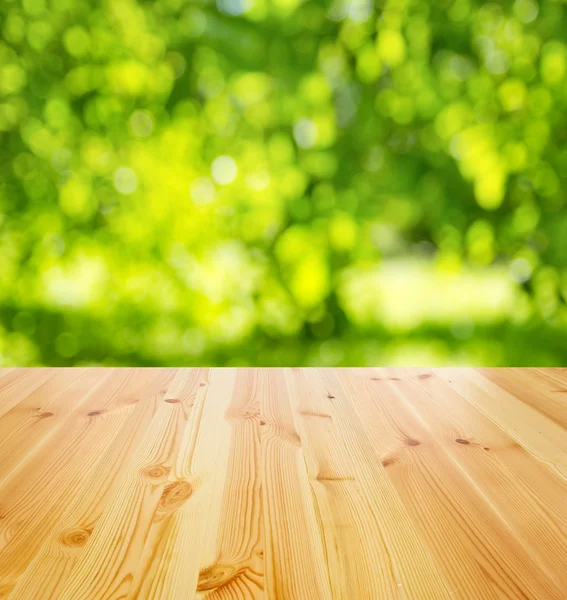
[1,0,567,366]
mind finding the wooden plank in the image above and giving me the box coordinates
[6,369,181,600]
[438,368,567,481]
[121,368,238,600]
[260,368,334,600]
[535,367,567,388]
[0,369,175,598]
[478,368,567,429]
[52,368,189,600]
[0,368,105,487]
[0,369,55,419]
[285,368,452,600]
[190,368,263,599]
[387,368,567,590]
[0,369,18,389]
[334,368,564,600]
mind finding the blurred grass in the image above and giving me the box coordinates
[1,0,567,366]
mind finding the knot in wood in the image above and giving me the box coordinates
[142,465,170,482]
[404,438,420,446]
[197,564,239,592]
[241,410,258,419]
[158,481,193,512]
[61,527,91,548]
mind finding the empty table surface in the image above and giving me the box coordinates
[0,367,566,599]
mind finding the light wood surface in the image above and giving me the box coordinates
[0,368,566,599]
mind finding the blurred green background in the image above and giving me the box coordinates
[1,0,567,366]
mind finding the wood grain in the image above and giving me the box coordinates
[0,368,565,599]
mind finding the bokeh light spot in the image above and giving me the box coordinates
[514,0,539,23]
[217,0,248,16]
[55,332,79,358]
[190,177,216,204]
[211,156,237,185]
[509,258,533,283]
[63,26,90,57]
[293,119,318,149]
[129,110,154,137]
[113,167,138,195]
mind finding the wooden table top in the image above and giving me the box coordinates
[0,368,566,599]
